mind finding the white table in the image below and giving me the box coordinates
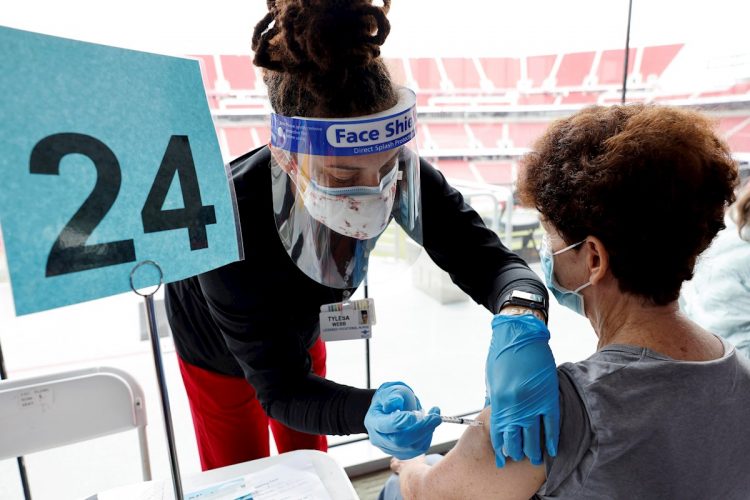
[91,449,357,500]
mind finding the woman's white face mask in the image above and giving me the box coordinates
[301,164,400,240]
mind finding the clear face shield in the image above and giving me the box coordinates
[270,87,422,289]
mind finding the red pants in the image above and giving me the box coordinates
[177,339,328,471]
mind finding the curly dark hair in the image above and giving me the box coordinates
[251,0,397,117]
[518,104,739,305]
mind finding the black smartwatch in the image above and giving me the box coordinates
[497,290,548,322]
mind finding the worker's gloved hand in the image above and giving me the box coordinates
[365,381,442,459]
[486,314,559,467]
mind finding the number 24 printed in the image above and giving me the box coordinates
[30,133,216,277]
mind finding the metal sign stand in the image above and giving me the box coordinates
[364,275,371,389]
[0,339,33,500]
[130,261,183,500]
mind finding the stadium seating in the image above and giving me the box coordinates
[596,48,636,85]
[442,57,482,90]
[191,43,749,169]
[220,125,270,159]
[556,51,596,87]
[425,123,473,150]
[469,123,506,149]
[409,57,444,91]
[479,57,521,90]
[526,54,557,87]
[640,44,683,82]
[721,117,750,152]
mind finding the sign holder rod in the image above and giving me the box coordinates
[130,260,183,500]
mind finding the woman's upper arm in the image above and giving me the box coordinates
[416,408,546,500]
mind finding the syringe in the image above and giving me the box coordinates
[440,415,483,427]
[408,410,483,427]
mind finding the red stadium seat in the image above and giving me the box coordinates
[561,91,600,104]
[556,51,596,87]
[700,83,750,98]
[434,159,479,182]
[442,58,481,90]
[652,93,692,102]
[600,95,641,105]
[220,55,256,90]
[699,89,733,99]
[508,122,549,148]
[720,117,750,153]
[221,125,271,160]
[415,123,430,151]
[472,161,515,185]
[222,102,267,111]
[479,57,521,89]
[517,94,557,106]
[470,123,505,149]
[427,123,472,150]
[409,58,444,91]
[526,54,557,87]
[597,48,636,85]
[223,127,254,159]
[727,128,750,153]
[252,125,271,147]
[717,117,747,134]
[640,44,683,81]
[416,92,434,107]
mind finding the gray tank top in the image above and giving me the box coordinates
[536,337,750,499]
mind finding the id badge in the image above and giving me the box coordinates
[319,298,376,342]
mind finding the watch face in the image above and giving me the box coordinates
[512,290,544,304]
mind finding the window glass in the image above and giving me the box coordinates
[629,0,750,182]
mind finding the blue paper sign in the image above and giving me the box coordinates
[0,27,242,315]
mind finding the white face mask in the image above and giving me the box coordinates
[301,166,399,240]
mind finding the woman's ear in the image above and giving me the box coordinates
[585,236,609,286]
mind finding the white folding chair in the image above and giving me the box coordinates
[0,366,151,483]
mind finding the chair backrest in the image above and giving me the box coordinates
[0,366,151,480]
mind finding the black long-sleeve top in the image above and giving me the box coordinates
[165,146,547,436]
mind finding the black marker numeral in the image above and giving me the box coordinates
[30,133,137,277]
[141,135,216,250]
[31,133,218,277]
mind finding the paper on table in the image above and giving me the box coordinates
[186,454,332,500]
[82,480,165,500]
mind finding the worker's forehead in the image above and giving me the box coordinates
[303,149,400,170]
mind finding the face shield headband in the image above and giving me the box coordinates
[269,87,422,289]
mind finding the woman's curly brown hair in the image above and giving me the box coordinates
[518,104,739,305]
[252,0,397,117]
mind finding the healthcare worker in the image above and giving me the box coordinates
[165,0,558,471]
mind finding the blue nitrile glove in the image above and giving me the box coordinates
[486,314,559,467]
[364,381,442,459]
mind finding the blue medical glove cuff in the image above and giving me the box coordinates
[491,314,550,352]
[365,381,442,459]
